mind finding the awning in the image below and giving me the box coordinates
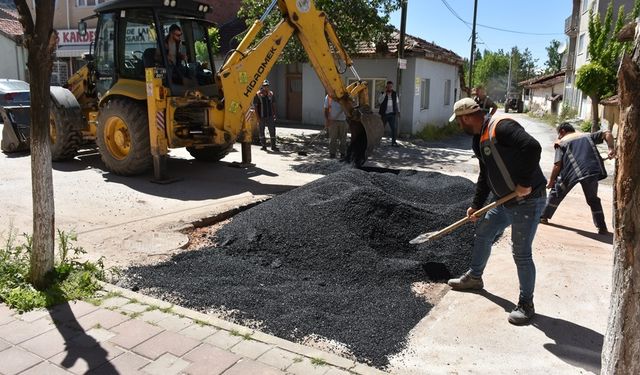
[55,45,90,58]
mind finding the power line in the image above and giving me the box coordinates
[439,0,564,36]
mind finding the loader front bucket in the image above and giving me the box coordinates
[1,106,31,153]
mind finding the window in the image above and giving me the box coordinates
[444,79,451,106]
[348,78,387,109]
[420,79,430,110]
[581,0,590,13]
[119,10,157,80]
[94,12,115,96]
[76,0,108,7]
[578,33,585,54]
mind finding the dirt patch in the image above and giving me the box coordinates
[122,168,476,368]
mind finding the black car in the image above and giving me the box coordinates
[0,79,30,108]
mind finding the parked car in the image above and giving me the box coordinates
[0,79,30,108]
[504,93,523,113]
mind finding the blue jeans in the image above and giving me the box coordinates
[470,196,546,304]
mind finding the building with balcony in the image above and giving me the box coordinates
[563,0,636,122]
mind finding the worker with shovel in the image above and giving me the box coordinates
[447,98,547,325]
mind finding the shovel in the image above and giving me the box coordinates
[297,128,327,156]
[410,191,519,245]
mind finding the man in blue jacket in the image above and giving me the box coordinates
[539,122,615,234]
[446,98,547,325]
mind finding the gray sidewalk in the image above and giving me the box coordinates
[0,284,385,375]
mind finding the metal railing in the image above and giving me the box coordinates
[565,15,578,36]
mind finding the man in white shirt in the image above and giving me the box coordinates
[323,94,348,158]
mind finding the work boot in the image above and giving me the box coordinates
[508,302,535,325]
[447,270,484,290]
[260,140,268,151]
[270,138,279,152]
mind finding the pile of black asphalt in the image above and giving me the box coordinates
[123,168,476,368]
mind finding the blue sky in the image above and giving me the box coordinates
[389,1,573,70]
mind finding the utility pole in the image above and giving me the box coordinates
[468,0,478,94]
[397,0,407,97]
[506,52,512,100]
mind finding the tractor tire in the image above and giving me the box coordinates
[50,94,83,161]
[187,143,234,162]
[96,98,152,175]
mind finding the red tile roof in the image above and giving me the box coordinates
[0,3,23,42]
[356,30,463,66]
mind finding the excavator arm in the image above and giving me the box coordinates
[218,0,382,165]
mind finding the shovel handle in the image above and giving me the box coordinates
[426,191,519,241]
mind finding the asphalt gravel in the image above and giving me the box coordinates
[123,168,476,367]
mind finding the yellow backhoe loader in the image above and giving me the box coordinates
[1,0,383,180]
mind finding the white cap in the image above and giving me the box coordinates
[449,97,481,122]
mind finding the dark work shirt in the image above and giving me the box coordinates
[471,119,547,208]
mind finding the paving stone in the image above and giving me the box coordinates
[49,301,100,325]
[140,352,190,375]
[132,330,200,360]
[222,358,286,375]
[109,319,164,349]
[73,308,130,330]
[70,327,116,347]
[154,314,193,332]
[119,302,149,314]
[230,339,273,360]
[0,338,10,352]
[139,309,173,324]
[0,346,42,375]
[19,362,74,375]
[0,317,54,344]
[19,326,81,358]
[88,352,150,375]
[257,347,302,371]
[17,308,50,322]
[98,296,131,309]
[49,341,123,375]
[0,310,15,326]
[178,323,218,341]
[287,358,330,375]
[182,343,241,375]
[349,363,388,375]
[203,329,243,350]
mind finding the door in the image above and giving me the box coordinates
[286,75,302,121]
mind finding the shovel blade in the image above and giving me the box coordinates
[409,231,438,245]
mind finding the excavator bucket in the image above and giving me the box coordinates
[347,106,383,166]
[0,106,30,153]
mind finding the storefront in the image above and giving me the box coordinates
[54,28,96,85]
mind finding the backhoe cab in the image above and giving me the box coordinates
[2,0,382,178]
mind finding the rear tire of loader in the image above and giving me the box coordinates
[187,143,234,162]
[96,98,152,175]
[50,94,83,161]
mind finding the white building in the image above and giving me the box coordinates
[521,71,565,115]
[563,0,636,120]
[264,32,464,135]
[0,3,27,81]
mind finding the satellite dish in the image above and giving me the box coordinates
[557,41,567,54]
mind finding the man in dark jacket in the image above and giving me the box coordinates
[539,122,615,234]
[378,81,399,146]
[447,98,547,325]
[254,80,278,151]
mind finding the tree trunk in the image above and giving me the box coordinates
[14,0,57,289]
[591,95,600,132]
[601,24,640,375]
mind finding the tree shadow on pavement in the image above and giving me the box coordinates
[48,302,118,374]
[478,289,602,374]
[544,222,613,244]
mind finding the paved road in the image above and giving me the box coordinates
[0,112,616,374]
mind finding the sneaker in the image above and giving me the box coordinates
[447,271,484,290]
[508,302,535,325]
[271,146,280,152]
[540,218,549,224]
[260,145,268,151]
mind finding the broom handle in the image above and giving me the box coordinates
[429,191,519,240]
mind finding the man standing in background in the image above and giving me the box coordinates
[378,81,400,147]
[473,86,498,117]
[254,80,278,151]
[324,94,348,159]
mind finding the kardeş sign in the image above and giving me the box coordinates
[59,29,96,46]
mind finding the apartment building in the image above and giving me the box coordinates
[563,0,635,120]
